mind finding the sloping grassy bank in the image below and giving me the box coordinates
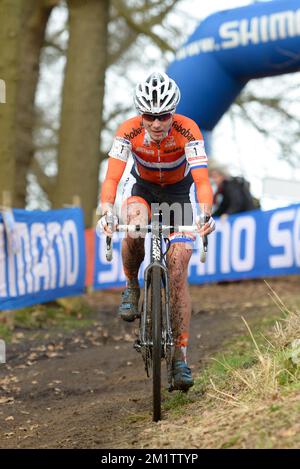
[139,283,300,449]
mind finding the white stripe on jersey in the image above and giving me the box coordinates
[133,152,186,169]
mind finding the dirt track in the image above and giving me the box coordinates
[0,276,299,449]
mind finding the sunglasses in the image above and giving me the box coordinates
[142,113,173,122]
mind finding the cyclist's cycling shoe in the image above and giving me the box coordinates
[171,360,194,392]
[118,286,140,322]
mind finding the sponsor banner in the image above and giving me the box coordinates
[0,208,86,310]
[93,234,125,289]
[175,2,300,61]
[93,233,151,290]
[189,204,300,283]
[92,204,300,289]
[168,0,300,131]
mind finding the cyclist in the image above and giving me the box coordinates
[98,72,215,391]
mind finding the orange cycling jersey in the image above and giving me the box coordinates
[101,114,213,209]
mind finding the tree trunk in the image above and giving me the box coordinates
[0,0,23,204]
[14,0,55,208]
[54,0,109,227]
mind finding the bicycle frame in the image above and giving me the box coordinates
[140,212,173,346]
[139,211,174,389]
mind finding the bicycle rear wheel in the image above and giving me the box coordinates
[151,265,162,422]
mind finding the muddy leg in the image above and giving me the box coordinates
[167,243,192,362]
[121,202,147,287]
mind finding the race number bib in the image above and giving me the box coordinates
[185,140,208,168]
[108,137,131,162]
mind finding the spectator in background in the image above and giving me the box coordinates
[210,168,259,217]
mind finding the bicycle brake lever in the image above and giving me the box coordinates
[199,214,210,251]
[105,212,114,262]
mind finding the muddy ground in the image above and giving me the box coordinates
[0,276,299,449]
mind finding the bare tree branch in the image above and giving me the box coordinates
[143,0,180,28]
[44,39,66,53]
[30,157,56,199]
[111,0,176,52]
[107,28,138,65]
[237,92,300,122]
[103,105,133,128]
[35,143,58,151]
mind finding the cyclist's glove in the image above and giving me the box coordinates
[96,211,118,237]
[196,214,215,235]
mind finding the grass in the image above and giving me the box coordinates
[163,389,194,414]
[140,282,300,449]
[0,322,12,342]
[125,413,149,424]
[159,294,283,420]
[0,297,95,342]
[159,344,262,421]
[220,434,241,449]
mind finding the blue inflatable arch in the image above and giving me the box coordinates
[167,0,300,132]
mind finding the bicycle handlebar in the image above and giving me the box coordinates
[104,223,208,262]
[116,224,199,233]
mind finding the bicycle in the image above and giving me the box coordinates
[104,210,208,422]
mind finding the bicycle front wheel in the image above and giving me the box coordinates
[151,265,162,422]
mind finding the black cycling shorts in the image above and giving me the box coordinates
[121,167,197,243]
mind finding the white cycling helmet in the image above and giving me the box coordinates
[134,71,181,115]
